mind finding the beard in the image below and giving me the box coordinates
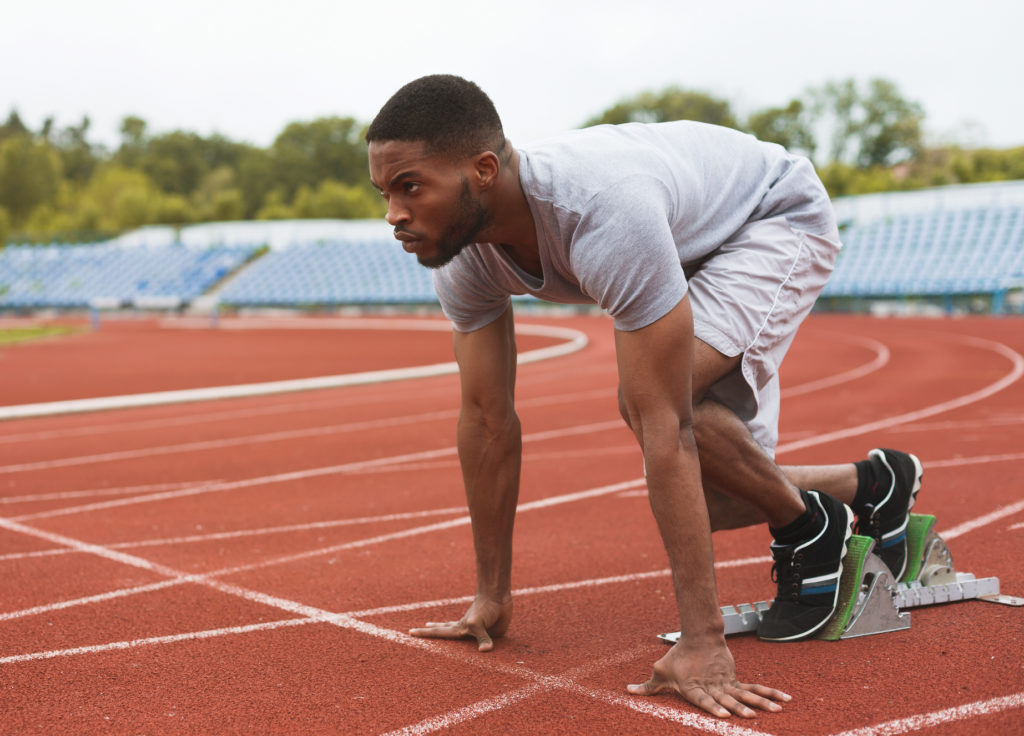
[417,178,489,269]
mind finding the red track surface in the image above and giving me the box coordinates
[1,314,1022,735]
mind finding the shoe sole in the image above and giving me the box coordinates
[760,503,855,642]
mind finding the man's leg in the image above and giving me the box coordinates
[689,339,922,584]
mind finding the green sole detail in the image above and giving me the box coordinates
[818,535,874,641]
[902,513,937,583]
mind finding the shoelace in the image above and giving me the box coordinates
[854,502,880,538]
[770,549,805,601]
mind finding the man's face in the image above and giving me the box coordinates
[369,140,489,269]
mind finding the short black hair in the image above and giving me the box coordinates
[366,75,506,160]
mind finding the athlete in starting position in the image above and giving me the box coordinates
[366,75,922,719]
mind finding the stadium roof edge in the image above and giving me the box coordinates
[108,219,393,250]
[832,179,1024,227]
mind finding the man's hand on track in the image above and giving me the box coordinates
[409,595,512,652]
[627,637,791,718]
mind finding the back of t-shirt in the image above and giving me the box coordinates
[434,121,836,332]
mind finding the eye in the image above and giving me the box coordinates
[404,182,420,194]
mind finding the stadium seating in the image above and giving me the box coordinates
[823,205,1024,298]
[218,238,436,306]
[0,242,257,309]
[2,196,1022,312]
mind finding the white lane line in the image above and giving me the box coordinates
[351,555,772,619]
[0,580,186,622]
[0,480,221,506]
[0,479,647,621]
[0,411,461,474]
[0,505,469,562]
[10,420,625,521]
[776,333,1024,455]
[889,415,1024,433]
[0,618,314,664]
[781,334,890,398]
[0,518,768,736]
[23,440,1018,558]
[830,691,1024,736]
[1009,522,1024,531]
[0,393,619,475]
[925,451,1024,469]
[941,499,1024,541]
[376,648,646,736]
[0,321,588,421]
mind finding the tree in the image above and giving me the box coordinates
[270,117,371,198]
[116,115,148,168]
[292,179,384,219]
[54,115,99,183]
[139,131,209,195]
[0,110,29,143]
[746,100,815,156]
[0,136,62,224]
[585,87,740,129]
[808,78,924,167]
[236,147,276,218]
[0,206,10,245]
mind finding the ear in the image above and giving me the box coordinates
[470,151,501,191]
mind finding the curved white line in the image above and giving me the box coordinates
[0,320,587,421]
[782,333,891,398]
[777,333,1024,454]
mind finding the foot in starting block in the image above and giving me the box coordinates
[658,514,1017,645]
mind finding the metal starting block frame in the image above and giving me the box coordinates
[659,514,1022,644]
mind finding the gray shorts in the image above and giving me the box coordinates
[685,216,842,455]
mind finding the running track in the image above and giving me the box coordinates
[1,314,1022,735]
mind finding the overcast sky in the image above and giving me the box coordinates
[3,0,1022,153]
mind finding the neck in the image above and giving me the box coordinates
[477,148,540,275]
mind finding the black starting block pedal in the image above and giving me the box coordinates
[659,514,1021,645]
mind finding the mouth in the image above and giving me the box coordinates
[394,231,423,254]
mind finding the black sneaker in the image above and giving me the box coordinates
[757,490,854,642]
[855,448,923,581]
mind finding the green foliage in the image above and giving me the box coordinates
[0,135,63,224]
[806,78,924,167]
[584,87,740,129]
[746,100,815,156]
[2,78,1020,241]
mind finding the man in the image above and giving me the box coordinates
[366,75,922,719]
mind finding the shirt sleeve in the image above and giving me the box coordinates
[432,247,512,333]
[570,177,688,331]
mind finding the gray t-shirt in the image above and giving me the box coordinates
[433,121,834,332]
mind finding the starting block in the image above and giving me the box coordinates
[659,514,1022,644]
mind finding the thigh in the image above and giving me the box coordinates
[687,216,840,451]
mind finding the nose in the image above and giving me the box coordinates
[385,199,410,228]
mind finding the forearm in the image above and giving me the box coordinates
[458,405,522,600]
[642,427,725,642]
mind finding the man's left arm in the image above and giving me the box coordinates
[616,295,790,719]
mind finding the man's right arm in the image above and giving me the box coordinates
[409,305,521,650]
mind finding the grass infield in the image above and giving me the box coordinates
[0,325,82,345]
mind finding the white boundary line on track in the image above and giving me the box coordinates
[940,499,1024,541]
[6,446,1021,565]
[0,617,314,664]
[0,479,647,621]
[829,691,1024,736]
[0,480,219,505]
[0,387,610,474]
[0,437,1019,623]
[779,334,889,398]
[774,332,1024,454]
[0,320,588,421]
[8,420,625,521]
[0,514,770,736]
[2,330,1022,733]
